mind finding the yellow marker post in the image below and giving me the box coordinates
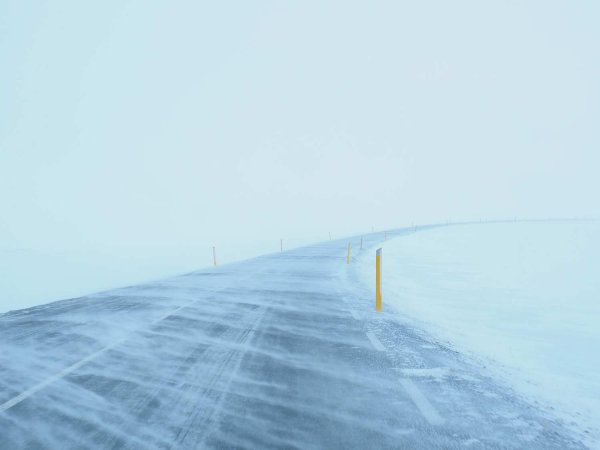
[346,241,351,264]
[375,248,382,311]
[213,246,217,267]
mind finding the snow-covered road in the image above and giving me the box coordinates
[0,228,586,449]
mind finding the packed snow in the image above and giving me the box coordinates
[357,221,600,447]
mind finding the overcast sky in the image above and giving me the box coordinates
[1,0,599,252]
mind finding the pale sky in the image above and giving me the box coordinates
[1,0,599,252]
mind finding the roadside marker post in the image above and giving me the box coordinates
[213,246,217,267]
[375,248,382,311]
[347,241,351,264]
[360,237,363,250]
[280,239,283,252]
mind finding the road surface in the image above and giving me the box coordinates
[0,227,586,449]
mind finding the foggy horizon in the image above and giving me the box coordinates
[2,1,599,254]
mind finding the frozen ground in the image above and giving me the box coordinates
[0,226,589,449]
[356,221,600,448]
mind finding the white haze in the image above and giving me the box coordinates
[1,1,599,310]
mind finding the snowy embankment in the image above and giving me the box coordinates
[357,221,600,446]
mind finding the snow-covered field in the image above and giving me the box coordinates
[357,221,600,446]
[0,237,318,313]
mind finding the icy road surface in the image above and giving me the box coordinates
[0,227,586,449]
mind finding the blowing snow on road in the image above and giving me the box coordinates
[0,223,595,449]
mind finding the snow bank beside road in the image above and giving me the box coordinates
[358,221,600,446]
